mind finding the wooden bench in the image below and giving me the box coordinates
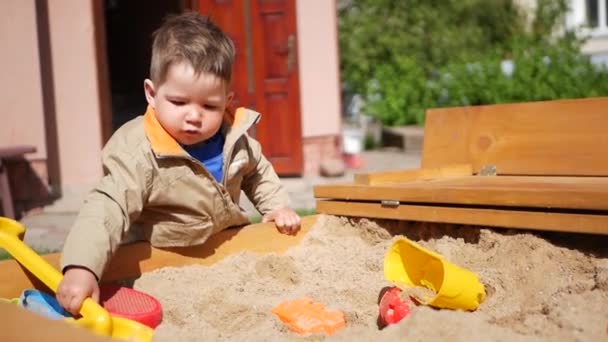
[0,145,36,219]
[314,97,608,235]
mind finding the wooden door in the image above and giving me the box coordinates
[197,0,303,175]
[194,0,253,110]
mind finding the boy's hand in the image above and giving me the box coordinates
[263,208,301,235]
[56,266,100,316]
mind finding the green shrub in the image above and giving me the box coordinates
[365,56,431,125]
[249,208,317,224]
[435,41,608,107]
[339,0,608,126]
[0,248,59,260]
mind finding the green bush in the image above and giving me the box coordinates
[249,208,317,224]
[339,0,608,126]
[0,248,59,260]
[436,41,608,107]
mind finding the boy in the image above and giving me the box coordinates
[56,12,301,315]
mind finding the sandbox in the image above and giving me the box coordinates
[131,215,608,341]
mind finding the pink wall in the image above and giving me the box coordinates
[0,1,46,159]
[1,0,342,198]
[47,0,105,187]
[296,0,342,138]
[1,0,105,193]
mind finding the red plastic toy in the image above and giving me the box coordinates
[378,286,411,327]
[99,284,163,329]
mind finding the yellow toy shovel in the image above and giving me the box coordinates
[0,217,154,341]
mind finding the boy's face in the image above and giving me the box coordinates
[144,62,233,146]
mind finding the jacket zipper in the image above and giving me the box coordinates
[155,154,229,207]
[221,126,249,187]
[154,113,255,208]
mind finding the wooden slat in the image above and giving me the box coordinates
[354,164,472,185]
[313,176,608,210]
[316,200,608,235]
[0,216,319,299]
[422,97,608,176]
[0,301,112,342]
[0,145,36,159]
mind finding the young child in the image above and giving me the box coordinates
[56,12,301,315]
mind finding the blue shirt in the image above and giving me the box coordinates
[183,131,225,183]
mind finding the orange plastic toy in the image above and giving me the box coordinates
[272,297,345,335]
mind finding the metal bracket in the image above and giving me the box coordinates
[479,165,497,176]
[381,200,400,208]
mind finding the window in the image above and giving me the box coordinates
[585,0,600,28]
[567,0,608,36]
[584,0,608,34]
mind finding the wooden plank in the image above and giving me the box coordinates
[316,200,608,235]
[0,216,319,299]
[421,97,608,176]
[0,145,36,159]
[354,164,472,185]
[314,176,608,210]
[0,301,112,342]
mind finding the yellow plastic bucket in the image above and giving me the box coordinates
[384,238,486,311]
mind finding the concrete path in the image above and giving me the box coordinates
[16,149,421,252]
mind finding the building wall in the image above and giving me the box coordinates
[296,0,343,175]
[570,0,608,64]
[0,1,52,212]
[0,1,46,160]
[47,0,105,189]
[520,0,608,63]
[0,0,107,215]
[296,0,342,138]
[583,36,608,60]
[0,0,343,211]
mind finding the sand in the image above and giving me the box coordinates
[131,215,608,341]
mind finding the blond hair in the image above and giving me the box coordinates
[150,12,235,85]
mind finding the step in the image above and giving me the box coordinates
[381,126,425,153]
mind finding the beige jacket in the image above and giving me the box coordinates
[61,106,290,279]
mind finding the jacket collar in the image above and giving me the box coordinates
[143,105,260,157]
